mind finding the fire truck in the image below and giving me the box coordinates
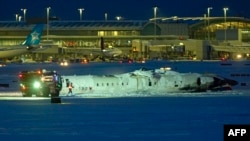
[18,69,62,97]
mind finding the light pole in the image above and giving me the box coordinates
[47,7,51,40]
[207,7,212,40]
[21,8,27,22]
[153,6,158,40]
[104,12,108,21]
[78,8,84,21]
[223,7,229,42]
[18,16,22,22]
[204,14,207,40]
[116,16,122,21]
[15,14,19,21]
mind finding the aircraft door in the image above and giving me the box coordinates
[137,77,146,90]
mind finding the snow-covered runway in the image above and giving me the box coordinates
[0,60,250,140]
[0,95,250,141]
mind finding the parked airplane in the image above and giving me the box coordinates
[0,24,44,59]
[91,37,122,61]
[100,37,122,57]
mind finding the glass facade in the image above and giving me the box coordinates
[1,19,250,61]
[190,18,250,40]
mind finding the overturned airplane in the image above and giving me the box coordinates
[60,67,238,95]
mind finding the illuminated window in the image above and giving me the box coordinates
[98,31,104,36]
[113,31,118,36]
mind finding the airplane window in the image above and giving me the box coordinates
[174,81,178,87]
[107,83,109,86]
[97,83,99,86]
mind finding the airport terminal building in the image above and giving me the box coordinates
[1,16,250,61]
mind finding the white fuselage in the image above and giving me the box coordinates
[0,46,28,59]
[102,47,122,57]
[60,69,215,95]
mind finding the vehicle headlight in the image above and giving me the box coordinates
[33,81,41,89]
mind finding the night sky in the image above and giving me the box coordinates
[0,0,249,21]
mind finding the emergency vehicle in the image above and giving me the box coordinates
[18,69,62,97]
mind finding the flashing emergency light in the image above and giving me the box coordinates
[21,86,26,90]
[37,70,41,74]
[20,84,26,90]
[33,81,41,89]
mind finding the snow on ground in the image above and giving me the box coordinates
[1,60,250,97]
[0,95,250,141]
[1,89,249,98]
[1,60,250,96]
[59,90,250,98]
[0,61,250,140]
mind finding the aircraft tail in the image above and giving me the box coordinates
[22,24,44,46]
[100,37,105,51]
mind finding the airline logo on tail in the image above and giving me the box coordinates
[22,24,44,46]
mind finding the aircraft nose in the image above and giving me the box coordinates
[213,76,238,86]
[224,78,238,86]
